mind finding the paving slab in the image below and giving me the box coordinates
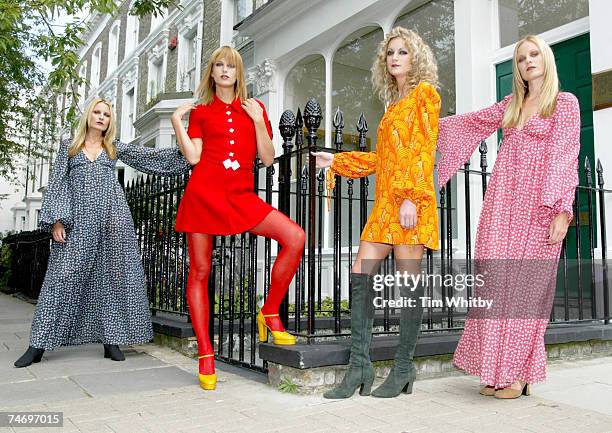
[25,353,168,380]
[70,366,195,397]
[0,363,36,383]
[536,382,612,416]
[0,377,88,407]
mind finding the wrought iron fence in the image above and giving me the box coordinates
[2,231,51,299]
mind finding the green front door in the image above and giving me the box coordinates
[495,33,595,300]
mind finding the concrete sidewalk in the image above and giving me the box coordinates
[1,292,611,433]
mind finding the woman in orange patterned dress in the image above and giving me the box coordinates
[312,27,440,399]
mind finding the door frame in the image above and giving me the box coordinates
[490,16,589,66]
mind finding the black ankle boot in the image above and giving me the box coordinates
[103,344,125,361]
[14,346,45,368]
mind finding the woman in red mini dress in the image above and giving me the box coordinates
[171,46,305,391]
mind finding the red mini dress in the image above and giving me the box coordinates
[175,95,275,234]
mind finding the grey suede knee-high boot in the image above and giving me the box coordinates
[371,282,424,398]
[323,273,375,399]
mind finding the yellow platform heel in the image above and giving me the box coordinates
[198,354,217,390]
[257,311,296,345]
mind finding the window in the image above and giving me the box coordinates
[498,0,588,47]
[149,7,166,33]
[78,62,87,103]
[38,159,43,188]
[240,42,254,95]
[283,55,325,124]
[31,162,36,192]
[108,21,120,73]
[122,87,136,141]
[394,0,455,117]
[125,11,140,55]
[330,27,384,247]
[332,27,384,152]
[90,43,102,90]
[178,33,198,92]
[235,0,253,23]
[148,57,164,102]
[234,0,270,22]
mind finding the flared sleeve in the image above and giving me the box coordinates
[39,139,73,232]
[116,140,192,176]
[437,95,511,187]
[539,93,581,224]
[330,151,378,178]
[390,82,440,207]
[326,151,377,195]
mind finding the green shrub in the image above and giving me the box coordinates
[0,244,12,289]
[214,290,263,317]
[288,296,350,317]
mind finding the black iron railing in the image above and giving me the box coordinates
[2,231,51,299]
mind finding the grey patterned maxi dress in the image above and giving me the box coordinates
[30,139,191,350]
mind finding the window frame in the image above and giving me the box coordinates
[90,42,103,90]
[107,20,121,73]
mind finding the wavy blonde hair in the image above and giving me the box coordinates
[69,98,117,159]
[502,35,559,128]
[196,46,248,105]
[372,26,438,105]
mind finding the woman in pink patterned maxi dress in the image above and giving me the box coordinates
[436,35,581,398]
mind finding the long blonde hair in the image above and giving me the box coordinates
[69,98,117,159]
[371,26,438,106]
[502,35,559,128]
[196,46,248,105]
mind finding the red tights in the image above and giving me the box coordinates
[187,210,305,374]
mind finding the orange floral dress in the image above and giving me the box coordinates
[329,81,440,248]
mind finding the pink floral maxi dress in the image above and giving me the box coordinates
[436,92,581,387]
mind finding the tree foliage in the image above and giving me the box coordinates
[0,0,175,179]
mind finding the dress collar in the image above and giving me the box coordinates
[212,94,243,112]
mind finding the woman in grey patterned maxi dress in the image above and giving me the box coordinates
[14,98,191,367]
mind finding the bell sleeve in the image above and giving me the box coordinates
[115,140,192,176]
[330,151,378,179]
[539,93,581,225]
[437,95,511,188]
[39,139,73,232]
[326,151,377,196]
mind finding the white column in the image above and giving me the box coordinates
[324,49,333,150]
[220,0,234,46]
[450,0,498,258]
